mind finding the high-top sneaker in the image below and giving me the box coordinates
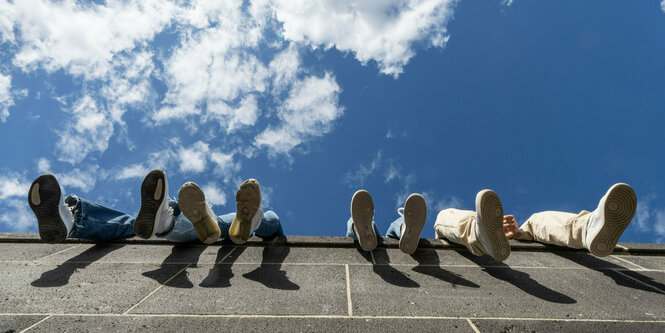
[398,193,427,254]
[28,174,74,243]
[229,179,262,244]
[474,189,510,262]
[135,169,173,239]
[586,183,637,257]
[178,182,221,244]
[351,190,377,252]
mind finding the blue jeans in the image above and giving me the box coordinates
[66,196,283,243]
[346,216,404,239]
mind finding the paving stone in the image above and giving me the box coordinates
[129,264,347,315]
[221,245,373,265]
[43,243,222,265]
[471,319,665,332]
[0,262,183,314]
[0,314,47,332]
[347,264,665,319]
[0,243,78,261]
[610,255,665,270]
[27,315,474,332]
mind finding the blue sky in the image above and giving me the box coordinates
[0,0,664,243]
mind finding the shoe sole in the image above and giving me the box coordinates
[399,193,427,254]
[476,190,510,261]
[588,183,637,257]
[351,190,377,251]
[229,179,261,244]
[178,182,221,244]
[28,174,67,243]
[134,169,167,239]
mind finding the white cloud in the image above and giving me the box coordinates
[201,183,227,207]
[502,0,514,7]
[36,158,51,173]
[661,0,665,13]
[342,151,383,187]
[0,0,16,43]
[115,164,150,181]
[0,198,35,232]
[56,95,114,164]
[0,175,30,200]
[57,167,99,193]
[10,0,175,80]
[178,141,210,173]
[0,73,15,122]
[270,0,456,77]
[255,72,343,155]
[210,150,241,183]
[635,193,665,242]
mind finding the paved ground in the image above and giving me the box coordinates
[1,233,664,332]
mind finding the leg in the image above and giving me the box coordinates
[156,201,200,243]
[67,195,135,242]
[516,211,590,249]
[253,210,284,238]
[385,217,403,239]
[434,208,484,255]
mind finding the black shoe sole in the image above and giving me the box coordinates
[28,174,67,243]
[134,169,167,239]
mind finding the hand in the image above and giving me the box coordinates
[503,215,519,239]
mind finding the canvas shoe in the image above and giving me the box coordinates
[474,189,510,261]
[178,182,221,244]
[135,169,173,239]
[229,179,263,244]
[351,190,377,251]
[28,174,74,243]
[398,193,427,254]
[585,183,637,257]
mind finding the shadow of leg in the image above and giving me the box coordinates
[200,245,246,288]
[456,250,576,304]
[32,244,125,287]
[243,237,300,290]
[366,245,420,288]
[555,253,665,295]
[142,244,207,289]
[410,249,479,288]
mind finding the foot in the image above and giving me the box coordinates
[135,169,172,239]
[28,174,73,243]
[475,189,510,261]
[229,179,262,244]
[178,182,221,244]
[399,193,427,254]
[586,183,637,257]
[351,190,377,251]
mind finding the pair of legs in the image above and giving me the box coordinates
[27,170,283,244]
[435,184,637,261]
[346,190,427,254]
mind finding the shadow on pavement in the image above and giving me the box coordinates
[200,245,246,288]
[555,253,665,295]
[32,244,125,287]
[142,244,207,288]
[456,250,577,304]
[356,239,420,288]
[243,236,300,290]
[410,249,479,288]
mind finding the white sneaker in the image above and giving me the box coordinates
[28,174,74,243]
[474,189,510,261]
[585,183,637,257]
[135,169,173,239]
[398,193,427,254]
[351,190,377,251]
[178,182,221,244]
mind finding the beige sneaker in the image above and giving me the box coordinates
[351,190,377,252]
[586,183,637,257]
[178,182,221,244]
[475,189,510,262]
[399,193,427,254]
[229,179,262,244]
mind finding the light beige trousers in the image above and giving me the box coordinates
[434,208,593,253]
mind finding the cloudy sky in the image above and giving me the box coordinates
[1,0,664,243]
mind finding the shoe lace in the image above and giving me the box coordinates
[397,207,404,217]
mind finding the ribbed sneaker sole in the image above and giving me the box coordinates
[28,174,67,243]
[476,190,510,261]
[351,190,376,252]
[589,183,637,257]
[179,182,221,244]
[230,179,261,244]
[134,170,166,239]
[399,194,427,254]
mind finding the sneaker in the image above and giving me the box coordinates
[586,183,637,257]
[475,189,510,261]
[229,179,262,244]
[28,174,73,243]
[178,182,221,244]
[135,169,173,239]
[398,193,427,254]
[351,190,377,251]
